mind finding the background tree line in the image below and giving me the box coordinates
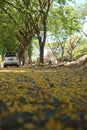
[0,0,87,65]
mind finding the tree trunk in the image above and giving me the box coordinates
[22,49,25,65]
[36,16,47,64]
[70,50,73,61]
[61,50,64,62]
[39,43,44,64]
[27,43,32,64]
[67,49,73,62]
[61,46,64,62]
[21,45,26,65]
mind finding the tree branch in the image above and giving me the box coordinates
[1,8,17,24]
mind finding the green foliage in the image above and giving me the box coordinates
[0,0,5,8]
[73,39,87,59]
[0,0,86,62]
[0,10,18,55]
[47,2,82,61]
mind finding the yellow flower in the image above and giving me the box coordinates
[24,123,35,130]
[45,118,63,130]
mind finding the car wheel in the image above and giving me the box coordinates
[17,65,19,67]
[4,65,7,68]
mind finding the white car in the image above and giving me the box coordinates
[3,52,19,67]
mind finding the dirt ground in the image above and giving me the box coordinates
[0,66,87,130]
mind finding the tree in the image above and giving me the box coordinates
[27,0,53,64]
[66,36,81,61]
[48,3,81,61]
[73,38,87,59]
[0,0,36,64]
[1,0,81,64]
[0,0,53,64]
[0,9,18,55]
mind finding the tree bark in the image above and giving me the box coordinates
[21,45,26,65]
[27,43,32,64]
[60,43,65,62]
[39,43,44,64]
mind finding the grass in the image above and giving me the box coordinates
[0,66,87,130]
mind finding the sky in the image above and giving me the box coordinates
[69,0,87,37]
[75,0,86,4]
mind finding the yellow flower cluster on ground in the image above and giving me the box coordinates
[0,66,87,130]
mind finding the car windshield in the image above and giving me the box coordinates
[5,53,16,57]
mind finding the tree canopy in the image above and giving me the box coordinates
[0,0,87,64]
